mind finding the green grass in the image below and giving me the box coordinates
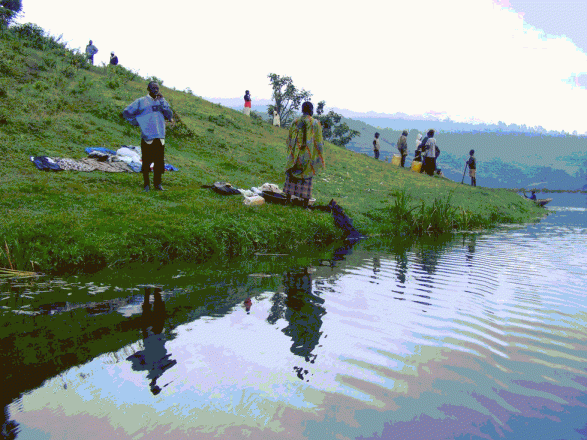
[0,24,546,275]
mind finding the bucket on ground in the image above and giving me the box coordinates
[410,161,422,173]
[392,155,401,166]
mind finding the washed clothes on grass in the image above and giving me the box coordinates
[285,115,325,199]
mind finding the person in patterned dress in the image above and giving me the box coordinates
[284,101,325,208]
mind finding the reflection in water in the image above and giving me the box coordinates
[1,406,17,440]
[269,268,327,381]
[126,287,177,395]
[465,233,477,264]
[4,196,587,440]
[372,257,380,275]
[395,249,408,285]
[244,297,252,313]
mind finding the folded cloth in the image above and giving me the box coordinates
[212,181,241,195]
[85,147,117,156]
[260,183,282,193]
[128,162,142,173]
[30,156,62,171]
[117,147,142,163]
[164,164,178,171]
[88,151,111,161]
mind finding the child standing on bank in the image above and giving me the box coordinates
[466,149,477,187]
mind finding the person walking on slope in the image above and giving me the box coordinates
[466,149,477,186]
[373,132,381,160]
[85,40,98,65]
[123,81,174,192]
[397,130,409,167]
[284,101,325,208]
[422,129,438,176]
[243,90,252,116]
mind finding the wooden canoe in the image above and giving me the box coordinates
[535,198,552,207]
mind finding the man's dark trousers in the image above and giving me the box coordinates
[141,138,165,187]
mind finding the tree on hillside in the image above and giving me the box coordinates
[267,73,311,128]
[314,100,360,148]
[0,0,22,26]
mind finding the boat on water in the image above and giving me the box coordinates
[535,198,552,207]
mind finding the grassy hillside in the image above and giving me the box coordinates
[0,24,546,275]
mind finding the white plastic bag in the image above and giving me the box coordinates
[244,196,265,206]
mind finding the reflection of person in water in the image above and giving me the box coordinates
[372,257,381,274]
[126,287,177,395]
[395,251,408,285]
[281,269,326,376]
[464,234,477,264]
[1,405,18,440]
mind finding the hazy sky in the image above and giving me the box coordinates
[15,0,587,133]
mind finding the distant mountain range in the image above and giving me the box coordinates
[206,97,587,190]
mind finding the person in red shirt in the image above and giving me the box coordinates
[243,90,252,116]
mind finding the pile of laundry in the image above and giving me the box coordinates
[30,146,178,173]
[205,181,315,207]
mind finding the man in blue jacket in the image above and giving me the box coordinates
[123,81,174,191]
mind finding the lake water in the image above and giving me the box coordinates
[2,193,587,440]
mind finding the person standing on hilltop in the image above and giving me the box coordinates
[243,90,252,116]
[123,81,174,192]
[397,130,409,167]
[85,40,98,65]
[373,132,381,160]
[422,129,438,176]
[284,101,325,208]
[466,149,477,186]
[109,52,119,66]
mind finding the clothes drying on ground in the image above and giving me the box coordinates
[85,147,117,156]
[117,147,142,163]
[30,156,62,171]
[78,158,132,173]
[56,158,97,172]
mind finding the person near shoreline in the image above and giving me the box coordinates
[373,132,380,160]
[466,149,476,186]
[273,109,280,127]
[414,133,423,162]
[418,132,430,172]
[109,52,119,66]
[243,90,252,116]
[422,129,438,176]
[397,130,409,167]
[123,81,174,192]
[284,101,325,208]
[524,190,537,200]
[85,40,98,65]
